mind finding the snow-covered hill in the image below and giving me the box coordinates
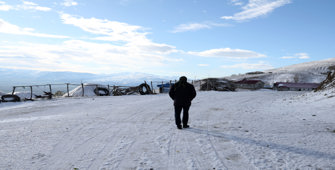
[225,58,335,86]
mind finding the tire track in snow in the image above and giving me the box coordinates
[167,128,178,169]
[218,91,299,169]
[100,101,173,169]
[33,98,144,169]
[99,135,136,170]
[188,95,253,169]
[97,111,148,169]
[36,120,122,169]
[88,115,149,169]
[154,125,176,168]
[181,130,203,169]
[204,111,228,169]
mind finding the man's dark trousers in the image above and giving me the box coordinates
[174,104,191,126]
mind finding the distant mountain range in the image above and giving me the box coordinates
[224,58,335,86]
[0,69,177,93]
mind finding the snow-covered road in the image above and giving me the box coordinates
[0,91,335,169]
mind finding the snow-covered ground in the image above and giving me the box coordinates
[0,90,335,169]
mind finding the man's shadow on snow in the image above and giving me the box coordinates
[185,128,335,160]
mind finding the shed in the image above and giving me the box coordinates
[200,78,236,91]
[157,83,174,93]
[235,79,265,90]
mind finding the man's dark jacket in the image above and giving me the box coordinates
[169,82,196,106]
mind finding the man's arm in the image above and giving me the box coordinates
[190,85,196,101]
[169,85,175,100]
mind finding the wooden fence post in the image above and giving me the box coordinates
[161,81,164,93]
[48,84,52,94]
[66,83,70,97]
[150,81,154,94]
[12,86,16,95]
[81,83,84,97]
[30,86,33,100]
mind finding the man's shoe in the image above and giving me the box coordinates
[177,125,182,129]
[183,125,190,128]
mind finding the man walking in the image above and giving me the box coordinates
[169,76,196,129]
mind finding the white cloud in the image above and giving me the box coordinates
[281,53,310,59]
[198,64,209,67]
[188,48,266,59]
[172,22,231,33]
[62,0,78,7]
[172,23,211,33]
[60,13,145,42]
[221,61,274,70]
[0,18,69,38]
[230,0,244,6]
[296,53,310,59]
[18,1,51,11]
[0,1,12,11]
[222,0,291,21]
[0,1,51,11]
[60,13,178,54]
[0,13,181,74]
[281,56,295,59]
[0,40,181,74]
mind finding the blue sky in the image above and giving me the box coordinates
[0,0,334,78]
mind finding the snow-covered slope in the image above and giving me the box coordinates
[1,91,335,169]
[269,58,335,73]
[225,58,335,86]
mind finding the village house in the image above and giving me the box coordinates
[273,82,320,91]
[235,79,265,90]
[200,78,236,91]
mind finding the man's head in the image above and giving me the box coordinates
[179,76,187,83]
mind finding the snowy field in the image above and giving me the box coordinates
[1,90,335,170]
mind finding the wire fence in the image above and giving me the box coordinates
[6,80,196,100]
[0,79,204,103]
